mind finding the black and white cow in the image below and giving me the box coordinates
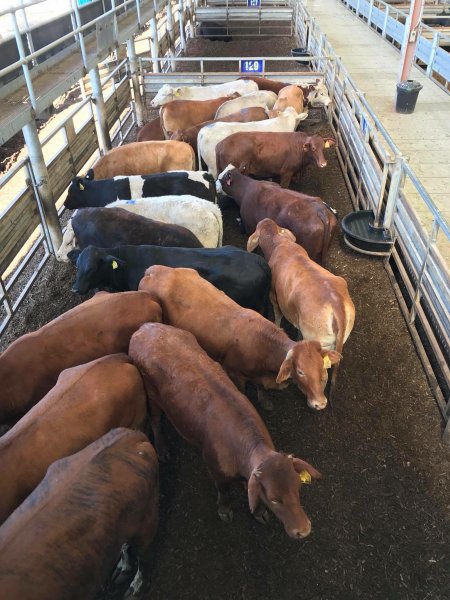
[69,244,271,314]
[64,171,216,209]
[56,207,203,262]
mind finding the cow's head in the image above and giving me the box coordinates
[248,451,321,539]
[303,135,336,169]
[170,129,186,142]
[150,84,178,108]
[216,163,238,194]
[307,82,331,107]
[64,177,92,209]
[70,246,128,294]
[276,341,341,410]
[247,218,296,252]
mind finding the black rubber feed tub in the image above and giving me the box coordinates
[291,47,311,65]
[341,210,394,255]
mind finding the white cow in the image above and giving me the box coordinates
[198,107,308,177]
[56,196,223,261]
[301,81,331,107]
[214,91,278,119]
[150,80,258,107]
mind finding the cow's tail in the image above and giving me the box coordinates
[213,203,224,247]
[318,205,337,267]
[160,106,170,140]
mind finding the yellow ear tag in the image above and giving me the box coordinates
[175,90,180,97]
[79,183,85,190]
[324,140,330,149]
[323,355,332,369]
[299,470,312,484]
[112,260,118,270]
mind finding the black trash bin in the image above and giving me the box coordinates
[395,80,423,114]
[291,47,311,66]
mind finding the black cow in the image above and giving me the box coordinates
[199,21,232,42]
[65,171,216,209]
[69,244,271,314]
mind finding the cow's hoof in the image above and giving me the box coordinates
[218,506,233,523]
[254,506,270,525]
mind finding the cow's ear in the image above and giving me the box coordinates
[291,457,322,480]
[104,255,125,272]
[247,231,260,252]
[303,142,311,152]
[247,469,261,513]
[324,138,335,149]
[77,179,85,191]
[85,169,94,180]
[67,249,82,265]
[276,349,293,384]
[320,349,342,369]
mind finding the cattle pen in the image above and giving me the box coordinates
[0,1,449,599]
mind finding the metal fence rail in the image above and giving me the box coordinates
[294,1,450,437]
[339,0,450,92]
[0,59,134,336]
[194,6,294,36]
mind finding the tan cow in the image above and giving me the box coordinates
[160,93,239,138]
[248,219,355,403]
[0,354,147,525]
[0,291,162,423]
[89,141,195,179]
[138,265,341,410]
[272,84,305,115]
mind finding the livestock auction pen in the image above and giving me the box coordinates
[0,1,449,599]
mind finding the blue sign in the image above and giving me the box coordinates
[240,59,264,74]
[247,0,260,6]
[78,0,95,6]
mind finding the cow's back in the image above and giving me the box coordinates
[136,117,165,142]
[0,291,161,422]
[0,429,158,600]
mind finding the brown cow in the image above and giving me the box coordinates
[0,354,147,525]
[136,116,165,142]
[170,106,268,154]
[248,219,355,403]
[0,428,159,600]
[239,77,331,108]
[138,266,341,411]
[88,141,195,179]
[216,131,335,189]
[129,322,321,538]
[0,291,162,423]
[160,93,239,138]
[272,84,305,115]
[217,167,337,265]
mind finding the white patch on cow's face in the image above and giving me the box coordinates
[217,164,236,182]
[307,84,331,107]
[56,220,78,262]
[168,170,209,187]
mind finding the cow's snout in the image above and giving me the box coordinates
[289,521,311,539]
[307,396,327,410]
[319,161,327,168]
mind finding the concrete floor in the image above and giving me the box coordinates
[306,0,450,265]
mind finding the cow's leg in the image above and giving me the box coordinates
[257,387,274,411]
[149,403,170,462]
[216,480,233,523]
[270,289,283,328]
[280,170,294,188]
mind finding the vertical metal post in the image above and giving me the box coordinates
[382,4,390,38]
[149,9,160,73]
[19,0,36,66]
[126,37,145,127]
[409,218,439,323]
[89,65,112,154]
[426,30,440,76]
[166,0,176,70]
[136,0,142,28]
[178,0,187,52]
[70,0,88,69]
[373,161,390,227]
[10,11,36,110]
[187,0,195,39]
[382,158,403,230]
[368,0,374,27]
[79,77,87,100]
[399,0,425,82]
[22,120,62,253]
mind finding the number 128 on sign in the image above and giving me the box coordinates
[240,60,264,73]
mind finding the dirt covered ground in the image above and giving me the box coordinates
[1,35,449,600]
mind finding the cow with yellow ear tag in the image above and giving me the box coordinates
[248,218,355,406]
